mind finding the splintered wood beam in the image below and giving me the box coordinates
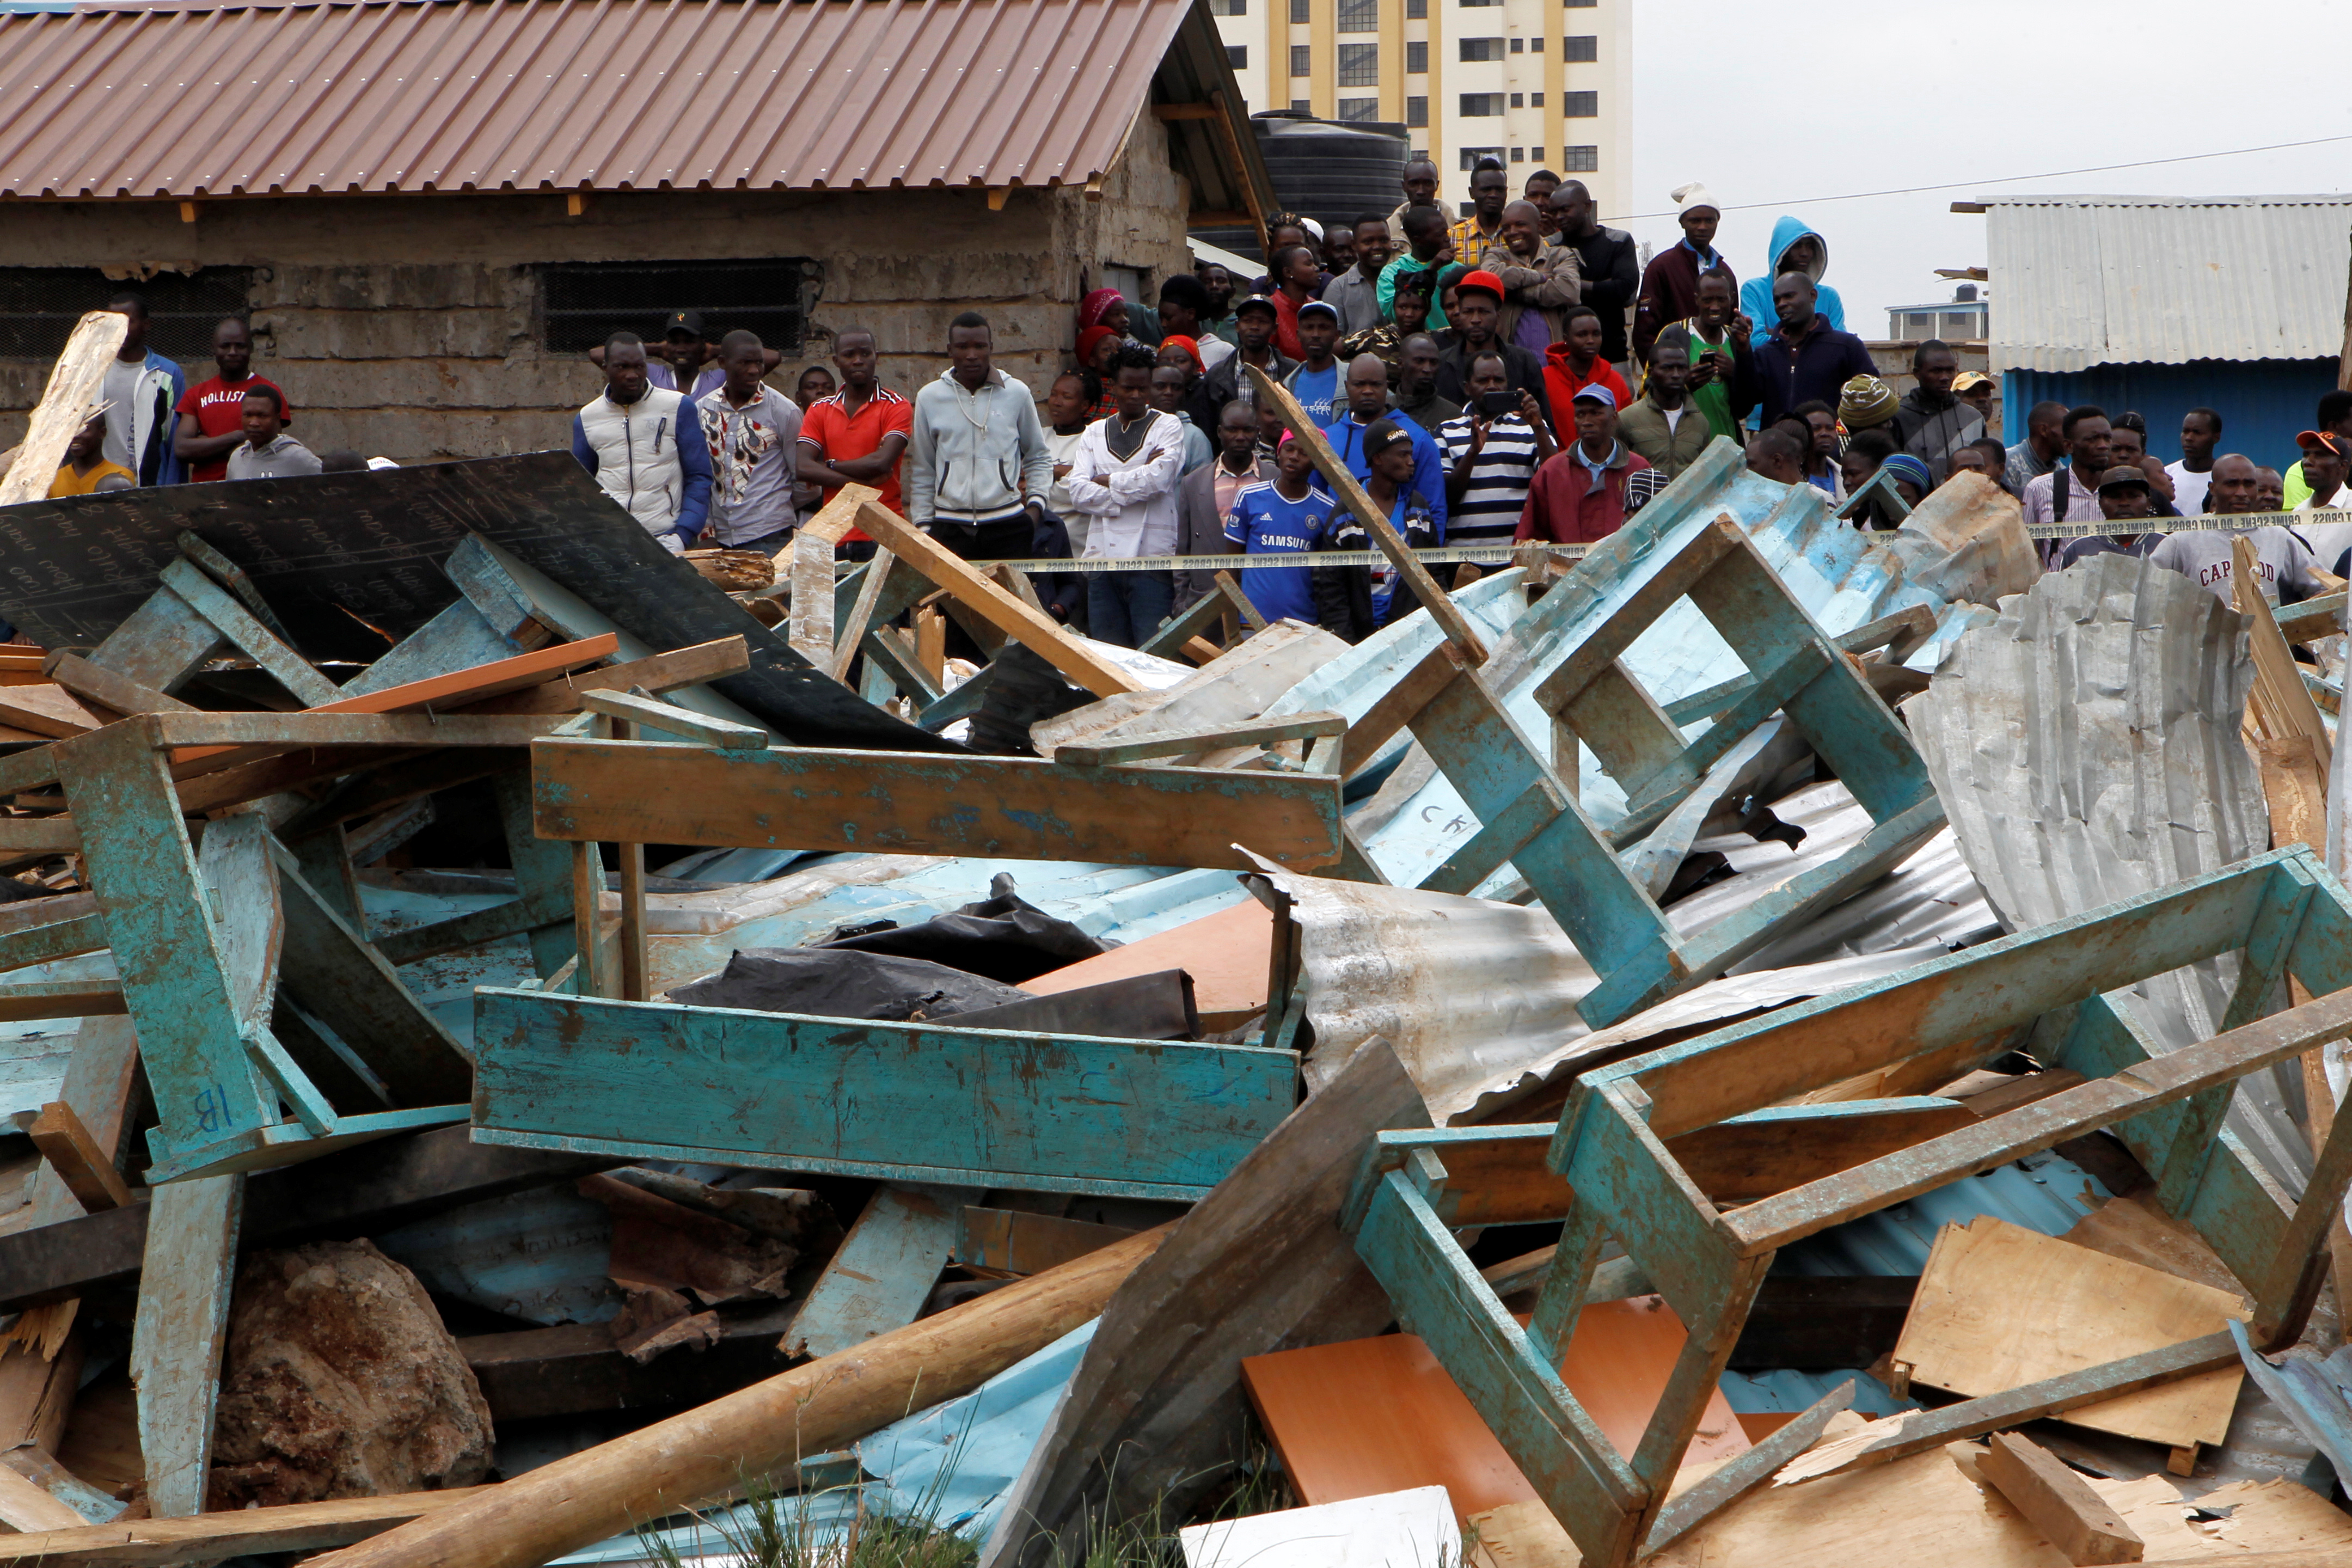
[1054,711,1346,767]
[1244,362,1487,663]
[0,311,128,509]
[43,654,195,718]
[1978,1431,2146,1564]
[851,501,1142,699]
[527,739,1344,869]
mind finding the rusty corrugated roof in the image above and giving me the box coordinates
[0,0,1215,200]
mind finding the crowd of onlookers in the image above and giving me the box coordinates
[47,165,2352,651]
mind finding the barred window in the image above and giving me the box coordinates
[1563,90,1598,115]
[541,259,814,354]
[0,266,253,363]
[1337,0,1377,30]
[1565,33,1597,59]
[1406,96,1429,126]
[1209,0,1246,14]
[1290,44,1312,76]
[1459,36,1504,59]
[1406,40,1428,71]
[1338,97,1382,121]
[1563,144,1598,171]
[1227,44,1248,68]
[1459,93,1505,116]
[1290,0,1308,21]
[1338,42,1379,84]
[1458,146,1504,170]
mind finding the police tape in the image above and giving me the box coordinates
[831,507,2352,577]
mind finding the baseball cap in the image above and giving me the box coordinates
[2298,430,2344,455]
[1952,371,1992,392]
[1362,419,1413,460]
[1570,382,1617,409]
[1456,270,1505,303]
[1298,300,1340,324]
[661,309,707,338]
[1234,294,1279,319]
[2096,464,2151,492]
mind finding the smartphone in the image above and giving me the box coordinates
[1478,390,1519,418]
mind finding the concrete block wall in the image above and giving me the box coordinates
[0,107,1192,466]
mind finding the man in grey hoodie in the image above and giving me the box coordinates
[907,312,1056,560]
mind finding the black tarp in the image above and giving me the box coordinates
[0,450,946,751]
[666,948,1030,1022]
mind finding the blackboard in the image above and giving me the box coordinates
[0,451,950,752]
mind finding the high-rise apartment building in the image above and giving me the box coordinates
[1208,0,1631,220]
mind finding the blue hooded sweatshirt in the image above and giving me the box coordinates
[1741,216,1847,340]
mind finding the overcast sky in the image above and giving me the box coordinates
[1622,0,2352,338]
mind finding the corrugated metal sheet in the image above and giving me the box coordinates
[0,0,1222,199]
[1909,550,2314,1197]
[1980,194,2352,373]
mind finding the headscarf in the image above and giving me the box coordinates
[1077,325,1119,370]
[1160,334,1204,373]
[1881,454,1933,494]
[1077,289,1125,333]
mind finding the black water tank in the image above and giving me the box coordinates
[1194,112,1409,265]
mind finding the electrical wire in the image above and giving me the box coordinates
[1607,132,2352,221]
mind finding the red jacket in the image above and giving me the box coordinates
[1541,346,1633,445]
[1517,444,1653,545]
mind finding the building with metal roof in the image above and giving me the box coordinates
[1958,194,2352,474]
[0,0,1276,462]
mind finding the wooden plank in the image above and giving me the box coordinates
[0,1486,491,1564]
[0,687,112,740]
[1891,1217,2245,1449]
[852,501,1143,700]
[782,1184,975,1361]
[1978,1431,2145,1564]
[460,1306,795,1423]
[828,547,897,682]
[527,739,1343,871]
[456,637,749,715]
[269,847,474,1106]
[292,1227,1171,1568]
[786,529,837,671]
[574,689,764,751]
[989,1038,1432,1563]
[312,634,619,718]
[1244,363,1487,664]
[1054,711,1346,767]
[86,589,223,697]
[26,1101,133,1212]
[155,556,340,708]
[2236,538,2332,793]
[0,311,127,509]
[469,988,1298,1199]
[129,1173,243,1518]
[955,1206,1137,1276]
[0,1461,90,1533]
[0,817,78,855]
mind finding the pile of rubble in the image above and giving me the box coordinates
[0,334,2344,1568]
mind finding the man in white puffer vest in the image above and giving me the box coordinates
[570,332,712,553]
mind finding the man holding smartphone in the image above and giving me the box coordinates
[1437,350,1557,544]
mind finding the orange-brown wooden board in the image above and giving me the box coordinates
[1241,1296,1750,1527]
[1019,898,1272,1025]
[168,634,619,773]
[0,685,113,739]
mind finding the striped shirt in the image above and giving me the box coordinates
[1435,412,1542,543]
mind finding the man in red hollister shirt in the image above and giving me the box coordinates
[174,317,291,482]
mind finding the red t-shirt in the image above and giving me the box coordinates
[175,374,291,482]
[797,387,912,543]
